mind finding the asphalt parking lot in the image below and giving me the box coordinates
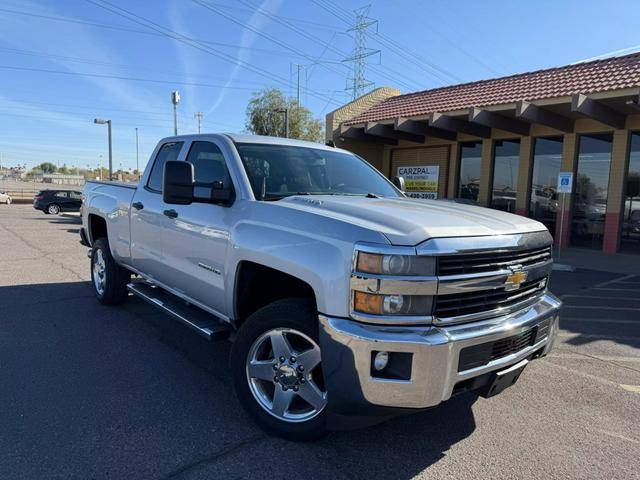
[1,204,639,480]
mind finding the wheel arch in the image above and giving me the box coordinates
[233,261,318,328]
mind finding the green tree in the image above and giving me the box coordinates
[245,88,324,143]
[58,164,70,174]
[34,162,57,173]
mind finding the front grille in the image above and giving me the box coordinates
[437,246,552,276]
[458,327,538,372]
[434,277,547,319]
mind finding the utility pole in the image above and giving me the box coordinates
[135,128,140,180]
[194,111,204,134]
[296,64,301,107]
[343,6,380,100]
[171,91,180,136]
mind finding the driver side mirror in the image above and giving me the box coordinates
[163,161,194,205]
[393,176,406,192]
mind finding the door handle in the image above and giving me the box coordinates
[132,201,144,210]
[163,209,178,219]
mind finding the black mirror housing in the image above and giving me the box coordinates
[393,176,406,192]
[163,161,194,205]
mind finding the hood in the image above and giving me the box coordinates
[275,195,547,246]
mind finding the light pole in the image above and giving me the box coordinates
[275,107,289,138]
[194,111,203,134]
[135,127,140,180]
[171,91,180,135]
[94,118,113,180]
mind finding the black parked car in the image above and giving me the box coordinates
[33,189,82,215]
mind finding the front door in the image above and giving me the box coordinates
[130,141,184,281]
[161,140,234,316]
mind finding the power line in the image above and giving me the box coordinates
[84,0,342,106]
[312,0,462,85]
[0,6,337,56]
[237,0,419,91]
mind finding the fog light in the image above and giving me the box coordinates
[373,351,389,371]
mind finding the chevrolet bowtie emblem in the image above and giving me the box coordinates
[505,268,527,291]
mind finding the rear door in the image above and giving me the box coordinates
[68,191,83,211]
[161,140,235,315]
[130,141,184,281]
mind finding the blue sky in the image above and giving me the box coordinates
[1,0,639,172]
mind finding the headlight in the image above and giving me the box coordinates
[356,251,435,276]
[353,291,433,316]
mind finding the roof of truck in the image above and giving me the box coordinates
[159,133,341,152]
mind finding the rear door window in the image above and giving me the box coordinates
[146,142,184,192]
[54,191,69,198]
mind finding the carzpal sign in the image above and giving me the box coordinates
[398,165,439,199]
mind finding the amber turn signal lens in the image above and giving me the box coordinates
[356,252,383,274]
[354,291,383,315]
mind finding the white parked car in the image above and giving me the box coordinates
[0,191,12,205]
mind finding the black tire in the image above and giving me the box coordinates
[47,203,61,215]
[230,298,328,441]
[90,237,130,305]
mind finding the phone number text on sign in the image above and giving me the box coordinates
[397,165,439,199]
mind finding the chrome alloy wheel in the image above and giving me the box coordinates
[92,249,106,296]
[246,328,327,423]
[48,204,60,214]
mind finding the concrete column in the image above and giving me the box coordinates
[515,137,533,216]
[478,138,494,206]
[603,129,630,254]
[554,133,577,248]
[447,142,460,198]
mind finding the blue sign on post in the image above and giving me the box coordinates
[557,172,573,194]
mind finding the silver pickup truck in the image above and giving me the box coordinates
[81,134,561,440]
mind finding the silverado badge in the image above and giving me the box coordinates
[505,268,527,291]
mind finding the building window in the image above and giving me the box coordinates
[570,133,613,250]
[491,139,520,213]
[457,141,482,202]
[529,137,563,234]
[621,133,640,253]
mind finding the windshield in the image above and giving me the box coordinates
[235,143,400,200]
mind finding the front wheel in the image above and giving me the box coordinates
[231,299,328,441]
[47,203,61,215]
[6,197,11,205]
[91,237,130,305]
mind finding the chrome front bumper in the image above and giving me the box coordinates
[319,293,561,413]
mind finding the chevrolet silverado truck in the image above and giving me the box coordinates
[81,134,561,440]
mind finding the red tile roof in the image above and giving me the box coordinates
[345,52,640,125]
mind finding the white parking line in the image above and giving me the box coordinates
[592,274,637,288]
[558,332,640,341]
[593,287,640,292]
[563,305,640,311]
[562,317,639,325]
[562,294,640,301]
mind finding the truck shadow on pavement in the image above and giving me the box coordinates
[1,280,477,479]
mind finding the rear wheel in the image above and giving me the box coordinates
[231,299,328,441]
[47,203,61,215]
[91,237,130,305]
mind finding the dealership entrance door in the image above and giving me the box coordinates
[390,146,450,199]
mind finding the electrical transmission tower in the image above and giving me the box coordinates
[343,6,380,100]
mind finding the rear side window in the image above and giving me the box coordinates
[147,142,184,192]
[54,191,69,198]
[185,141,231,199]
